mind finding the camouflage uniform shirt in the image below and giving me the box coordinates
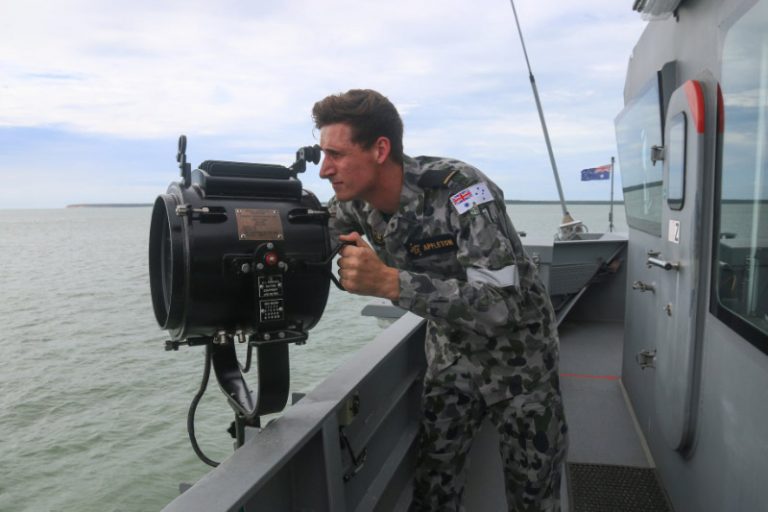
[328,155,561,405]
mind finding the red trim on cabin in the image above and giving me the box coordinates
[560,373,620,381]
[717,83,725,133]
[684,80,706,134]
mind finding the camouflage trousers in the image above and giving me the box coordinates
[410,360,568,512]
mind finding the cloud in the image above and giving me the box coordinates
[1,1,644,133]
[0,1,647,205]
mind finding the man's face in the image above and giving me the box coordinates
[319,123,379,202]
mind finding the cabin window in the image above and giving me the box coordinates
[714,0,768,348]
[615,78,664,236]
[666,113,686,210]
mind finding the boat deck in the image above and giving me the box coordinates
[557,319,674,512]
[461,317,658,511]
[559,319,649,469]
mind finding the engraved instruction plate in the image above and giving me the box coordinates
[259,299,284,322]
[235,208,284,241]
[258,275,283,298]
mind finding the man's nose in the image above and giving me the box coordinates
[319,157,333,179]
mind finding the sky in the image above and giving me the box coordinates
[0,1,648,208]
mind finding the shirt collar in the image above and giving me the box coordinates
[397,155,424,213]
[363,155,424,233]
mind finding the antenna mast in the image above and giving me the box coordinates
[509,0,585,238]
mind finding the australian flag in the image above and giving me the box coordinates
[581,164,612,181]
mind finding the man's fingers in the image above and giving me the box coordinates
[353,235,372,250]
[339,231,362,244]
[339,231,372,250]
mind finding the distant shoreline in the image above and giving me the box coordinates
[66,203,153,208]
[65,200,625,208]
[505,200,625,205]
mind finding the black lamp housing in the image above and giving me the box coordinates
[148,136,331,458]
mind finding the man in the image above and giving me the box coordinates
[313,89,567,511]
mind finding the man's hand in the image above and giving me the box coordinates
[337,232,400,301]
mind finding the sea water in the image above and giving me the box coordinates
[0,204,626,512]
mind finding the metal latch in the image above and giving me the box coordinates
[176,204,209,217]
[632,280,655,292]
[636,349,657,370]
[175,204,227,222]
[650,145,665,165]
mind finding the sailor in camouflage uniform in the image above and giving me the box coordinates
[313,89,567,512]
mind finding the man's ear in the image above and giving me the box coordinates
[373,136,391,164]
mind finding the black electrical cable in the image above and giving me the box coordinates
[239,342,253,373]
[187,343,220,467]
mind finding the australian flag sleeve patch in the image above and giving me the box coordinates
[450,182,494,214]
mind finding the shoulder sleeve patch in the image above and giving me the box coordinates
[417,169,460,188]
[450,182,495,214]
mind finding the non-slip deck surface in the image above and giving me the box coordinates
[557,320,675,510]
[567,463,673,512]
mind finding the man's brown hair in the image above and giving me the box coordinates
[312,89,404,164]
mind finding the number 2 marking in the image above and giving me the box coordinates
[668,220,681,244]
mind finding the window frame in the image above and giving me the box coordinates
[615,74,666,237]
[710,0,768,354]
[666,112,687,211]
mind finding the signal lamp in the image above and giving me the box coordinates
[149,135,339,465]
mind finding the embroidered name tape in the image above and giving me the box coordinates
[450,182,494,214]
[405,234,457,259]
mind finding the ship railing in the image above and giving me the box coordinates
[163,313,427,512]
